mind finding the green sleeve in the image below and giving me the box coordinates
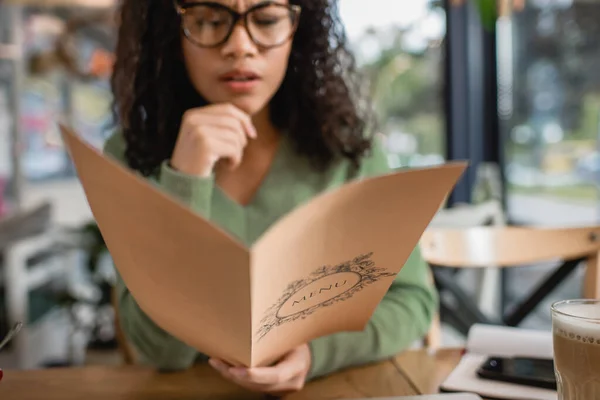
[306,136,439,380]
[102,131,212,370]
[102,132,215,215]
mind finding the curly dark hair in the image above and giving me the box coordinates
[111,0,376,177]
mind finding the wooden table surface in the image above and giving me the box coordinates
[0,348,463,400]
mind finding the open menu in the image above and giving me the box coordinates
[59,124,466,368]
[441,324,557,400]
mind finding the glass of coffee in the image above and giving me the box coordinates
[552,299,600,399]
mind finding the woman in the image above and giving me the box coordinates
[104,0,438,395]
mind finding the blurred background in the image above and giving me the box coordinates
[1,0,599,370]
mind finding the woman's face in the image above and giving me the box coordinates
[180,0,296,116]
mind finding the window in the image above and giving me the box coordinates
[339,0,447,169]
[500,0,600,225]
[3,7,113,226]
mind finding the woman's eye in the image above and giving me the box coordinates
[252,16,282,26]
[196,18,226,27]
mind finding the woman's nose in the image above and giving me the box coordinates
[221,22,258,59]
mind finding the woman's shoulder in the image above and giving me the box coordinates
[339,133,391,181]
[359,133,391,177]
[295,134,391,193]
[102,130,127,164]
[103,130,126,159]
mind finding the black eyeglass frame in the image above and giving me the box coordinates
[174,1,302,49]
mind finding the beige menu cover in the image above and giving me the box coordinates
[59,124,467,368]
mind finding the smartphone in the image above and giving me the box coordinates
[477,356,557,390]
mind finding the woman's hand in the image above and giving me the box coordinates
[170,103,257,177]
[209,344,312,395]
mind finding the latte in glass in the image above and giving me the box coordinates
[552,300,600,400]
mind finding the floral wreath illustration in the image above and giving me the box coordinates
[255,252,396,340]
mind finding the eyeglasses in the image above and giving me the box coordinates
[175,1,301,49]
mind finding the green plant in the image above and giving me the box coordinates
[430,0,504,32]
[475,0,498,31]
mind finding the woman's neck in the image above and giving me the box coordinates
[250,105,280,148]
[213,105,282,205]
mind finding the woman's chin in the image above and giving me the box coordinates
[226,97,268,116]
[201,89,269,116]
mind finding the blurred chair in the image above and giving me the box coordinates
[0,202,52,249]
[429,199,506,315]
[429,199,506,228]
[421,225,600,348]
[423,199,506,349]
[2,227,81,368]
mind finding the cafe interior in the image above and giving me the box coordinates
[0,0,599,398]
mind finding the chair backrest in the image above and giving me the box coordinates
[0,202,52,250]
[421,200,507,350]
[421,225,600,269]
[429,199,506,229]
[420,224,600,350]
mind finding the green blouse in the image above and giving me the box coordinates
[103,130,438,380]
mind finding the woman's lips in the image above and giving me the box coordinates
[219,69,261,92]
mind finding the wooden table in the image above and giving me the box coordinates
[0,349,463,400]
